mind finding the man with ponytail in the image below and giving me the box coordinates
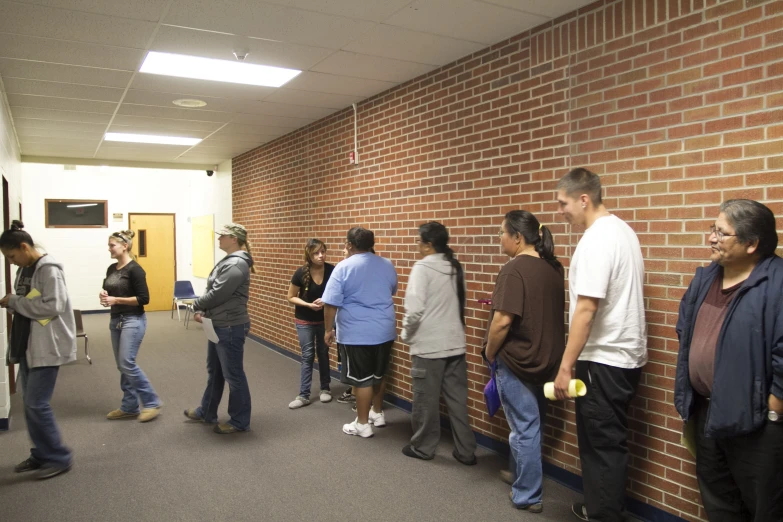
[483,210,565,513]
[555,168,647,522]
[1,220,76,479]
[400,222,477,464]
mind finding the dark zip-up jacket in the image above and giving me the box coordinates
[194,251,253,328]
[674,256,783,438]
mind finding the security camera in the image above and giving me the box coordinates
[206,170,214,176]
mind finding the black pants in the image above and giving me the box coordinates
[575,361,642,522]
[692,395,783,522]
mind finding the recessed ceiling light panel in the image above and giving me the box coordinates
[105,133,202,146]
[140,51,301,87]
[173,98,207,108]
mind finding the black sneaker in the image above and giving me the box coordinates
[14,457,42,473]
[571,503,589,521]
[336,391,355,404]
[402,444,433,460]
[452,448,477,466]
[35,463,71,480]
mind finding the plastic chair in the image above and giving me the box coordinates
[73,310,91,364]
[171,281,199,321]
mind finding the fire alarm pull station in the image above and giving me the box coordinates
[349,151,355,164]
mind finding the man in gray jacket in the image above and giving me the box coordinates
[400,222,476,464]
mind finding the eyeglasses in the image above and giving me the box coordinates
[497,230,505,238]
[709,225,737,242]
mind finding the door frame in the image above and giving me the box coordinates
[127,213,178,294]
[2,175,14,394]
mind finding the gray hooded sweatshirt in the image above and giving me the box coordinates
[8,254,77,368]
[400,253,466,358]
[194,250,253,327]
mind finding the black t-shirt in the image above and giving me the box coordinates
[8,256,43,364]
[103,260,150,317]
[485,255,566,385]
[291,263,334,322]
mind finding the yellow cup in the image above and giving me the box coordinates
[543,379,587,400]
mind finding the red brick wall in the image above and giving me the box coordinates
[232,0,783,519]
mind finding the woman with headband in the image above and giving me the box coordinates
[100,230,162,422]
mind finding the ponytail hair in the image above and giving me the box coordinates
[503,210,562,273]
[301,239,327,292]
[238,237,257,274]
[0,220,34,250]
[418,221,466,326]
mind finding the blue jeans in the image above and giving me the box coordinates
[19,359,72,468]
[496,358,545,506]
[196,322,252,430]
[110,314,160,412]
[296,323,330,398]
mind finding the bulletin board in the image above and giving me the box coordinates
[191,214,214,278]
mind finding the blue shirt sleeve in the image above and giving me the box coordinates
[321,264,344,307]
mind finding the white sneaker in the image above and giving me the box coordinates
[368,407,386,427]
[288,396,310,409]
[320,390,332,403]
[342,419,373,438]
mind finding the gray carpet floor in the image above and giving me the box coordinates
[0,311,638,522]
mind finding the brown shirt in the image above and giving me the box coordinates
[486,255,566,385]
[688,270,742,397]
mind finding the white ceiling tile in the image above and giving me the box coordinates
[281,72,396,97]
[98,142,190,152]
[478,0,593,18]
[11,107,113,124]
[6,94,117,113]
[111,115,223,132]
[312,51,436,83]
[129,74,277,101]
[0,34,144,70]
[211,124,289,138]
[258,0,412,22]
[152,25,333,70]
[190,144,257,156]
[383,0,548,45]
[262,89,360,110]
[164,0,376,49]
[10,0,169,22]
[16,127,105,140]
[229,104,331,121]
[0,59,133,88]
[3,78,125,103]
[20,136,100,147]
[20,146,97,158]
[13,119,108,132]
[174,155,236,164]
[116,103,234,123]
[0,1,158,49]
[343,24,485,66]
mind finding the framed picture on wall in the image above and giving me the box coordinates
[45,199,108,228]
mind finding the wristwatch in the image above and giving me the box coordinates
[769,410,782,423]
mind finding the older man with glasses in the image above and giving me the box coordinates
[675,199,783,521]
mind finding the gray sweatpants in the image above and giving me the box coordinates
[410,354,477,459]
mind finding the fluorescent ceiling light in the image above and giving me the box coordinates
[67,203,98,208]
[140,51,301,87]
[105,133,202,146]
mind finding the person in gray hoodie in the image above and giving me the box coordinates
[400,222,477,464]
[184,223,255,434]
[1,220,76,480]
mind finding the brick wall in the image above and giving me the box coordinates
[232,0,783,519]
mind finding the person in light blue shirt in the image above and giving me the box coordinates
[323,227,397,438]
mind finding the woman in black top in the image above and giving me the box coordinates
[286,239,335,409]
[99,230,162,422]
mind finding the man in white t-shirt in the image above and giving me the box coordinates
[553,168,647,522]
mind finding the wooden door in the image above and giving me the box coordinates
[128,213,176,311]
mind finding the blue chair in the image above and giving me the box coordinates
[172,281,199,322]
